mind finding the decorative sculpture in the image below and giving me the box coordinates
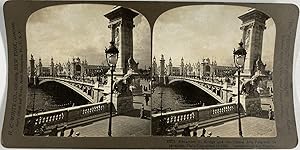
[128,57,139,72]
[112,57,140,95]
[253,56,267,75]
[241,74,261,97]
[113,69,135,94]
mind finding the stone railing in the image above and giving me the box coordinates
[24,102,109,133]
[169,76,224,88]
[152,102,237,127]
[39,77,96,87]
[170,76,233,92]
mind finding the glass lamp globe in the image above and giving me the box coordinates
[235,55,246,68]
[233,41,247,69]
[105,41,119,67]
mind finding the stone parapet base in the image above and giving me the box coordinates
[240,96,262,117]
[112,94,134,114]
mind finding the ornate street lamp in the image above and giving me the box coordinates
[105,41,119,137]
[233,41,247,137]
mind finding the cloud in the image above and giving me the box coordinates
[27,4,151,68]
[133,15,151,69]
[153,5,275,70]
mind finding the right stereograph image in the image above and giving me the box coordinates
[151,5,276,137]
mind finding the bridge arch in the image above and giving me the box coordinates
[39,79,94,104]
[168,79,224,104]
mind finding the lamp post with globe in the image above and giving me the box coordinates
[233,41,247,137]
[105,41,119,137]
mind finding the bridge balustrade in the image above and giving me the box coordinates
[152,102,237,128]
[169,76,233,89]
[39,77,97,87]
[24,102,109,130]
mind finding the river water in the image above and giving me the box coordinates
[151,82,218,113]
[27,81,218,115]
[26,88,75,115]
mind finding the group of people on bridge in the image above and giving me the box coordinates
[47,125,80,137]
[167,123,214,137]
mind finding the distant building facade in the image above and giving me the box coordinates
[31,56,108,78]
[155,55,238,78]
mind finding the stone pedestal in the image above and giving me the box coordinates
[103,74,138,115]
[104,70,135,114]
[103,79,134,114]
[112,93,134,114]
[233,71,262,116]
[240,96,262,116]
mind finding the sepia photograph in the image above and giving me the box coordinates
[151,5,276,137]
[1,0,300,148]
[24,4,151,137]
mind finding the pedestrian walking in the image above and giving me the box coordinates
[49,125,59,136]
[171,123,178,136]
[192,125,198,137]
[37,124,46,135]
[200,128,206,137]
[182,125,191,136]
[144,95,150,106]
[68,128,74,137]
[100,96,104,102]
[268,105,274,120]
[60,125,67,137]
[140,104,145,119]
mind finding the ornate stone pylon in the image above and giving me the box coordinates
[238,9,269,77]
[104,6,138,76]
[104,6,139,114]
[234,9,270,116]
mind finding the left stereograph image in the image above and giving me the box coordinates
[24,4,151,137]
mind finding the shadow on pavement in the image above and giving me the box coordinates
[122,109,151,120]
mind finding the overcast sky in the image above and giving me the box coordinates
[27,4,151,68]
[27,4,275,70]
[153,5,276,70]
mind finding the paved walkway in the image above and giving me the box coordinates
[185,97,276,137]
[193,117,276,137]
[62,96,151,137]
